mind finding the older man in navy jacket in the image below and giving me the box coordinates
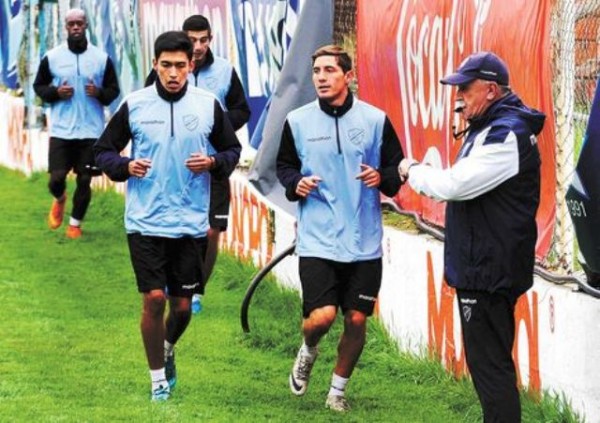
[400,52,545,422]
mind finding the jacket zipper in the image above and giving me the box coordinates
[334,109,341,154]
[170,101,174,137]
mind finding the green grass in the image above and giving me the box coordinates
[382,208,419,233]
[573,118,586,164]
[0,167,583,422]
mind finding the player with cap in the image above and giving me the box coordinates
[399,51,546,422]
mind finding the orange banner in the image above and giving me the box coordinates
[357,0,555,258]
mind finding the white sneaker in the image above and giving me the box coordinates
[325,394,350,412]
[289,347,318,396]
[151,382,170,401]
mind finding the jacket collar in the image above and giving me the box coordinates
[67,37,88,54]
[155,78,188,102]
[318,89,354,117]
[193,48,215,76]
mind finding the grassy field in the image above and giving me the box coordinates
[0,167,582,422]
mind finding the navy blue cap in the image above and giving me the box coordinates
[440,52,509,86]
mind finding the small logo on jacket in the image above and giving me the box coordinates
[348,128,364,145]
[205,77,218,90]
[183,114,199,131]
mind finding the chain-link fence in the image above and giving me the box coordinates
[550,0,600,276]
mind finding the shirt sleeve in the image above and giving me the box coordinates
[33,56,60,103]
[224,69,251,131]
[378,116,405,197]
[276,120,304,202]
[208,100,242,179]
[93,102,133,182]
[408,126,519,201]
[96,57,121,106]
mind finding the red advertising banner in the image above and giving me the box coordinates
[357,0,555,258]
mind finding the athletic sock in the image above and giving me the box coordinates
[69,217,81,227]
[150,368,167,390]
[164,340,175,358]
[328,373,349,397]
[300,341,318,359]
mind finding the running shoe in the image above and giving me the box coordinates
[48,195,66,229]
[289,346,317,396]
[325,394,351,412]
[165,352,177,389]
[151,382,170,401]
[65,225,82,239]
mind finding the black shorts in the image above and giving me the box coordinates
[298,257,382,318]
[48,137,99,175]
[127,233,208,298]
[209,177,230,231]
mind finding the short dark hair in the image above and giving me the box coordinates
[311,45,352,73]
[154,31,193,60]
[182,15,211,34]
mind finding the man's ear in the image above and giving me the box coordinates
[345,69,355,86]
[152,58,158,71]
[486,82,500,100]
[190,60,195,72]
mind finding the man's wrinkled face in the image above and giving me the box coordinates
[153,51,193,93]
[455,79,497,121]
[187,30,212,64]
[65,15,87,40]
[312,55,352,106]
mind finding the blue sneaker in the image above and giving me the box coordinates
[165,353,177,389]
[151,382,170,401]
[191,294,203,314]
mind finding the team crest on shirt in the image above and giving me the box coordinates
[183,114,200,131]
[205,77,218,90]
[348,128,365,146]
